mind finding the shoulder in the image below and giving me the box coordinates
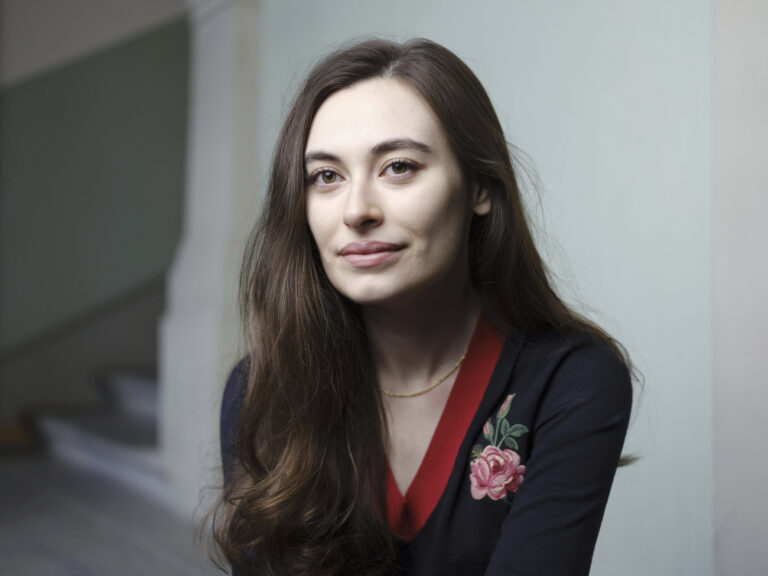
[222,359,248,419]
[511,329,632,421]
[477,331,632,576]
[220,359,248,484]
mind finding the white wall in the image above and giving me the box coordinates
[714,1,768,575]
[251,1,714,575]
[160,0,260,517]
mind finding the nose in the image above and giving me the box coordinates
[342,178,383,230]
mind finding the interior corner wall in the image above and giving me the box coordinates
[714,1,768,574]
[251,1,714,575]
[159,0,261,518]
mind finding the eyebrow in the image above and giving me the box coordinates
[304,137,433,165]
[371,137,432,156]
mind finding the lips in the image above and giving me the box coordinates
[338,241,404,268]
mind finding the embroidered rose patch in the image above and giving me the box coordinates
[469,394,528,501]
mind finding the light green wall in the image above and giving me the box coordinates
[0,18,188,352]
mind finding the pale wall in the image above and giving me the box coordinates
[252,1,714,575]
[714,1,768,575]
[160,0,260,517]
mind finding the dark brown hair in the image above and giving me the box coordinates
[208,38,632,576]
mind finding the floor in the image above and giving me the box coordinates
[0,450,222,576]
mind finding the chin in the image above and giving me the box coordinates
[340,288,398,307]
[337,280,430,310]
[330,278,401,307]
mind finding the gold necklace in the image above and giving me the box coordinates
[379,349,468,399]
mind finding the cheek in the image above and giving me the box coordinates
[411,188,471,245]
[306,198,333,251]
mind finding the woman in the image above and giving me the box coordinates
[212,38,632,576]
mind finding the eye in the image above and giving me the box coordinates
[390,161,409,175]
[309,169,340,186]
[382,159,419,178]
[319,170,337,184]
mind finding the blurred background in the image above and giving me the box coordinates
[0,0,765,575]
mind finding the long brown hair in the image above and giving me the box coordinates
[208,38,633,576]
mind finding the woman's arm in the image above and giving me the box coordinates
[484,342,632,576]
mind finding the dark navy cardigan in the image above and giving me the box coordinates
[220,329,632,575]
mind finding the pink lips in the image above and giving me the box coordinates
[338,241,404,268]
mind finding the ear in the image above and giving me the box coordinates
[472,183,491,216]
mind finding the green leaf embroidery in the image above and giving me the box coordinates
[503,436,519,450]
[470,394,529,466]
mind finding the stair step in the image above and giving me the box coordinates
[101,372,158,420]
[35,410,169,505]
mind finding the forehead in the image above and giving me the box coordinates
[305,78,448,155]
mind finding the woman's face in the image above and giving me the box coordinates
[305,77,490,309]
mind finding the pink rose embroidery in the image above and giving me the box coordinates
[469,394,528,501]
[497,394,513,419]
[469,445,526,500]
[483,419,493,439]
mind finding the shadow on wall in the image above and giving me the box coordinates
[0,15,188,510]
[0,17,188,432]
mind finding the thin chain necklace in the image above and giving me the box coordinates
[379,349,468,399]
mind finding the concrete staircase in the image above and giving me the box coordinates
[34,372,170,505]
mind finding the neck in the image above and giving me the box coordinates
[363,282,482,397]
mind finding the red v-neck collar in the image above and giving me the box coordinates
[385,315,504,541]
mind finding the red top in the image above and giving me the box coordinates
[385,315,504,541]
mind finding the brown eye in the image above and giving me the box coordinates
[391,161,408,175]
[384,159,418,178]
[320,170,337,184]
